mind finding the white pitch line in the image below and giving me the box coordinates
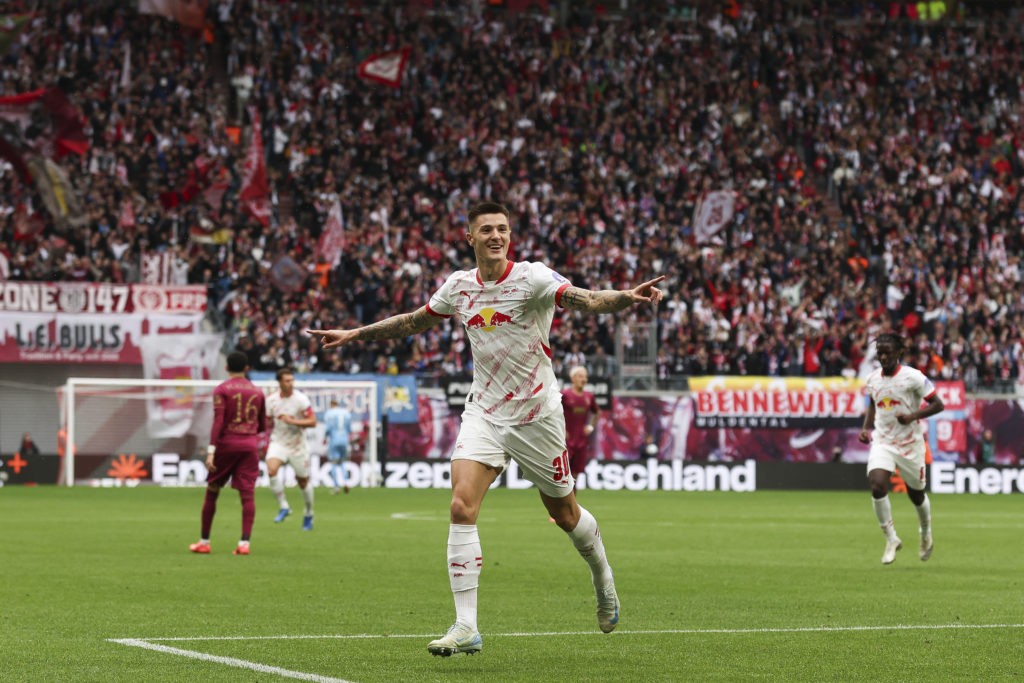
[108,638,355,683]
[117,622,1024,642]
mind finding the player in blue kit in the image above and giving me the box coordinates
[322,397,353,494]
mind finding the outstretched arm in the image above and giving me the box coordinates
[307,306,442,350]
[560,275,666,313]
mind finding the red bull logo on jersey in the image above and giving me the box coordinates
[877,397,903,410]
[465,307,513,332]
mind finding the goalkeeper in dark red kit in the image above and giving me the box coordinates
[561,365,600,481]
[189,350,268,556]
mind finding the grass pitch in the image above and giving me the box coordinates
[1,485,1022,681]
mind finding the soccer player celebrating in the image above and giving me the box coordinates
[562,365,600,482]
[265,368,318,530]
[859,333,945,564]
[308,201,665,656]
[190,350,267,556]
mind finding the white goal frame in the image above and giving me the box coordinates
[61,377,378,487]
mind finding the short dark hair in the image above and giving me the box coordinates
[276,367,295,381]
[226,350,249,373]
[874,332,905,353]
[467,201,509,226]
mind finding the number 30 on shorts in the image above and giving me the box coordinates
[552,450,570,482]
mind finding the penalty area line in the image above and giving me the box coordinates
[107,638,355,683]
[123,622,1024,642]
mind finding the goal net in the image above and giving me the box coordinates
[59,378,378,487]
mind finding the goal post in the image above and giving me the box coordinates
[60,377,378,487]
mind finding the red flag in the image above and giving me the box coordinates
[239,106,271,226]
[357,48,411,88]
[316,199,345,268]
[0,88,88,158]
[194,151,229,211]
[137,0,208,30]
[0,87,88,182]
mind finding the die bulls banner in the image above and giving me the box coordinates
[0,281,207,363]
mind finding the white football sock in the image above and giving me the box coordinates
[447,523,481,631]
[301,483,314,516]
[872,495,898,540]
[567,506,613,586]
[269,474,289,509]
[915,494,931,534]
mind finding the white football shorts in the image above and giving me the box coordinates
[265,442,311,478]
[453,410,575,498]
[866,439,927,490]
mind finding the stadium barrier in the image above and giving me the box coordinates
[5,453,1024,495]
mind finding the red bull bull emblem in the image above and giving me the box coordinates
[466,307,513,332]
[877,397,902,410]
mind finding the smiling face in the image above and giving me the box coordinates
[467,212,511,271]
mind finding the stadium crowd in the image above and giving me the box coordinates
[1,0,1023,391]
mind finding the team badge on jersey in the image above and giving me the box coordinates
[465,308,513,332]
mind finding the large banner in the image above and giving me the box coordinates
[141,333,223,438]
[393,378,973,465]
[14,379,1018,491]
[689,376,864,429]
[48,456,1024,495]
[0,282,207,363]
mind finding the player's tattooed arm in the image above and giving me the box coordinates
[560,286,635,313]
[354,306,440,341]
[308,306,441,349]
[561,276,665,313]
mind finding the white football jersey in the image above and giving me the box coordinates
[428,261,571,426]
[863,364,937,447]
[266,389,313,453]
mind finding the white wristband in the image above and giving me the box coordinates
[207,445,216,457]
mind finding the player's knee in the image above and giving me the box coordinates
[449,496,478,524]
[550,510,577,531]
